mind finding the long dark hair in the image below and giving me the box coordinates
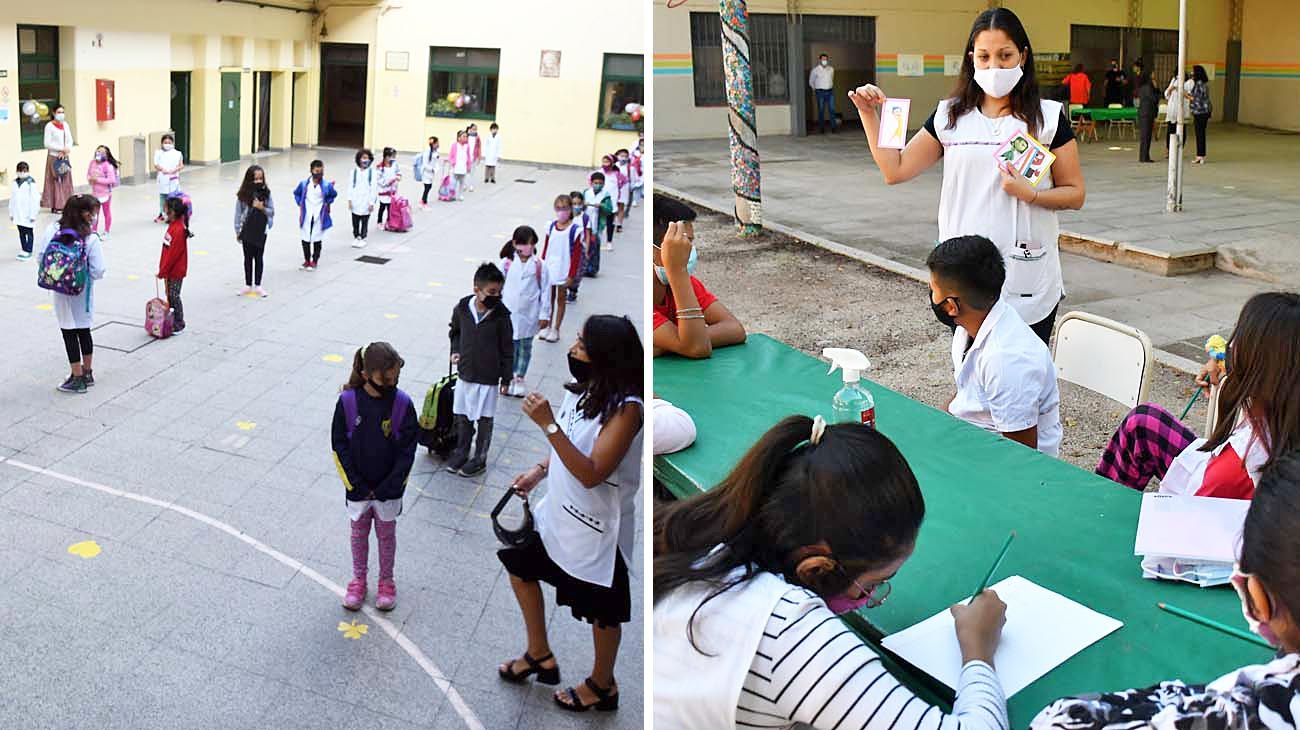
[500,224,538,259]
[946,7,1044,137]
[1192,65,1209,84]
[1203,292,1300,469]
[1239,451,1300,625]
[95,145,120,169]
[236,165,267,206]
[567,315,642,423]
[654,417,925,652]
[344,342,405,391]
[57,195,101,238]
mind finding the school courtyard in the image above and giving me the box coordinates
[0,149,644,729]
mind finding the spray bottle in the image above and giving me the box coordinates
[823,348,876,427]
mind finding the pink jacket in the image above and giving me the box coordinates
[87,159,117,200]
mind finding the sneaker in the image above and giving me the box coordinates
[445,452,469,473]
[255,286,268,298]
[171,326,185,336]
[153,215,165,224]
[546,329,561,343]
[15,252,31,260]
[566,290,578,303]
[458,457,487,477]
[238,286,253,296]
[511,377,527,397]
[82,370,94,388]
[351,240,366,249]
[309,261,318,270]
[101,231,111,241]
[375,579,396,611]
[342,577,366,611]
[536,328,552,342]
[300,261,312,271]
[57,375,87,394]
[602,243,614,252]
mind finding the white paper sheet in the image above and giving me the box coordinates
[1134,493,1248,563]
[881,575,1123,698]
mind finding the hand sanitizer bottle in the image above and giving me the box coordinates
[823,347,876,428]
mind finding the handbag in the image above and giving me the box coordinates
[491,487,540,549]
[52,157,72,178]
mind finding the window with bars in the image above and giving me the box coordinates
[427,47,500,119]
[599,54,644,130]
[17,25,60,152]
[690,12,789,106]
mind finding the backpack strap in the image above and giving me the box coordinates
[341,389,359,440]
[391,389,411,439]
[534,257,543,287]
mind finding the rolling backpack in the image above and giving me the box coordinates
[418,361,458,458]
[340,387,413,442]
[437,174,455,202]
[144,280,174,339]
[384,195,413,232]
[37,228,89,296]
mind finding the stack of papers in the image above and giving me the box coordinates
[1134,493,1248,587]
[881,575,1123,697]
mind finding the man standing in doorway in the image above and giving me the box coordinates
[809,53,836,134]
[1104,59,1126,106]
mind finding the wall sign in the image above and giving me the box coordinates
[385,51,409,71]
[540,50,561,78]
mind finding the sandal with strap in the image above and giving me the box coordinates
[554,677,618,713]
[497,652,559,685]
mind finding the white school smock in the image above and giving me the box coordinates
[482,134,502,166]
[376,163,399,204]
[348,166,379,213]
[346,498,402,522]
[584,187,613,233]
[37,226,106,329]
[450,142,471,175]
[949,299,1062,456]
[419,148,440,180]
[500,255,550,340]
[153,148,183,195]
[9,178,40,226]
[540,220,577,286]
[534,393,642,588]
[300,181,327,242]
[932,98,1066,325]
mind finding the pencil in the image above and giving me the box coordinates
[1179,388,1202,420]
[1157,602,1274,649]
[970,531,1016,603]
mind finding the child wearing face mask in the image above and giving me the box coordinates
[293,159,338,270]
[157,196,192,335]
[332,341,418,612]
[234,164,275,297]
[419,137,440,208]
[499,226,551,397]
[538,194,581,344]
[449,131,472,201]
[566,191,590,303]
[598,155,628,237]
[1030,453,1300,728]
[466,124,482,192]
[585,172,616,256]
[483,123,501,184]
[153,134,184,223]
[375,147,401,226]
[613,148,632,232]
[10,161,40,260]
[348,148,379,244]
[87,145,119,239]
[446,263,514,477]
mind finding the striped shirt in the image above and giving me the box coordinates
[737,587,1008,730]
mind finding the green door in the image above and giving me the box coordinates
[220,72,241,163]
[169,72,191,157]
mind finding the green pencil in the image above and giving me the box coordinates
[1157,602,1274,649]
[970,531,1016,603]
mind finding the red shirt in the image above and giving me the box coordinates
[654,276,717,330]
[1196,445,1256,500]
[158,219,189,279]
[1064,72,1092,105]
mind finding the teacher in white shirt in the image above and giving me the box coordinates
[41,103,74,213]
[849,7,1086,343]
[809,53,836,134]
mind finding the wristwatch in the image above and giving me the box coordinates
[544,423,559,436]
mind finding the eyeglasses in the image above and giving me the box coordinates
[849,576,892,608]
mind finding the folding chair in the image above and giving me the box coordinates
[1205,379,1223,435]
[1053,311,1154,409]
[1106,103,1136,140]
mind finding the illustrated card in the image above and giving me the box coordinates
[994,131,1056,187]
[878,98,911,149]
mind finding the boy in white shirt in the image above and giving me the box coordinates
[482,123,502,184]
[928,235,1062,456]
[153,133,184,223]
[10,161,40,260]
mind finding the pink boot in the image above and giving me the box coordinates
[343,577,367,611]
[375,579,396,611]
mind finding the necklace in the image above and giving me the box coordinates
[983,106,1013,139]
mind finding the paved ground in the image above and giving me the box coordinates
[657,122,1300,364]
[0,149,644,729]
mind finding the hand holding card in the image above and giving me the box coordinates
[993,131,1056,187]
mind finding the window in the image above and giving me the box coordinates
[598,54,644,130]
[427,47,500,119]
[689,13,789,107]
[17,25,60,152]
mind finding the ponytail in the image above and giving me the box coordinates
[344,347,367,391]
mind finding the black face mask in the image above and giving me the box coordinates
[568,354,592,383]
[483,294,502,310]
[930,293,958,329]
[370,378,396,397]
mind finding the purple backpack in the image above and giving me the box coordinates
[340,388,412,441]
[37,228,89,296]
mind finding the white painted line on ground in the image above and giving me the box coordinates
[0,456,485,730]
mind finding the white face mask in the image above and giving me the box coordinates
[163,143,174,151]
[820,59,828,67]
[54,112,66,122]
[973,64,1024,99]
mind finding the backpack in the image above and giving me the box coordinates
[340,387,413,442]
[504,256,543,289]
[167,190,194,223]
[37,228,89,296]
[411,153,425,183]
[384,195,413,232]
[145,281,174,339]
[438,174,456,202]
[418,363,458,458]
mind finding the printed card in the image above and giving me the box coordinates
[878,98,911,150]
[994,131,1057,187]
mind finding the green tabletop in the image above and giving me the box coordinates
[1070,106,1139,121]
[654,334,1270,726]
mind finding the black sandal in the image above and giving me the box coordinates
[497,652,559,685]
[554,677,618,712]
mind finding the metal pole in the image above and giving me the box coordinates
[1166,0,1186,212]
[720,0,762,236]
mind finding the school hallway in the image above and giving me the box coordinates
[0,147,645,729]
[655,123,1300,368]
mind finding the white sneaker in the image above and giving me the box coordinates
[351,240,366,249]
[16,252,32,261]
[238,286,253,296]
[101,231,111,241]
[514,377,528,397]
[256,286,268,298]
[602,243,614,252]
[536,328,551,342]
[546,329,561,343]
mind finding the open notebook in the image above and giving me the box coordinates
[881,575,1123,697]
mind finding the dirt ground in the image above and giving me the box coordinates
[690,209,1214,471]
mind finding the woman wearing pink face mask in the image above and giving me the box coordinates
[1031,454,1300,729]
[653,415,1010,730]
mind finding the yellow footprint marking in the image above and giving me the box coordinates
[338,620,368,640]
[384,313,399,320]
[35,303,53,311]
[235,421,257,431]
[68,540,102,559]
[195,250,210,256]
[322,354,344,363]
[127,274,140,281]
[427,281,443,287]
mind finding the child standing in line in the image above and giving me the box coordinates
[293,159,338,270]
[157,196,191,335]
[449,131,471,201]
[10,161,40,260]
[538,194,581,343]
[153,133,184,223]
[566,190,589,303]
[597,155,626,241]
[39,195,106,393]
[447,263,514,477]
[331,341,418,612]
[347,148,378,247]
[499,226,550,397]
[466,124,482,193]
[86,145,119,239]
[375,147,400,227]
[482,123,502,184]
[613,148,633,233]
[234,164,274,297]
[419,137,440,208]
[629,143,644,208]
[585,171,616,256]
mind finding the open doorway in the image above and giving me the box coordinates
[319,42,367,147]
[254,71,272,152]
[169,72,191,157]
[802,15,875,134]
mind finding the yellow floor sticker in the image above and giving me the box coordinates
[322,354,344,363]
[126,274,140,281]
[35,303,52,311]
[427,281,443,287]
[384,313,399,320]
[235,421,257,431]
[67,540,101,559]
[338,619,368,639]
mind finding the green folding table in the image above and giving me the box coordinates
[1070,106,1139,121]
[654,334,1269,726]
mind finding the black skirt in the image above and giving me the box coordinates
[498,535,631,628]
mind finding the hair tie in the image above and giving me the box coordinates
[361,344,369,362]
[810,415,827,446]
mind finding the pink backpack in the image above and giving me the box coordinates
[384,195,413,232]
[144,281,174,339]
[504,256,543,288]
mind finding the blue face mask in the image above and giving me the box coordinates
[654,245,698,285]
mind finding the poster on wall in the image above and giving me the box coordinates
[540,50,562,78]
[897,54,924,77]
[944,55,963,76]
[385,52,409,71]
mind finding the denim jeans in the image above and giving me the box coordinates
[512,337,534,378]
[815,89,836,129]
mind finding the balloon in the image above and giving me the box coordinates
[21,101,34,116]
[630,109,642,122]
[446,92,460,102]
[624,102,640,114]
[454,96,465,108]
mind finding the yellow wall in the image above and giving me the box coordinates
[1238,0,1300,131]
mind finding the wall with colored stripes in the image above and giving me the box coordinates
[1239,0,1300,130]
